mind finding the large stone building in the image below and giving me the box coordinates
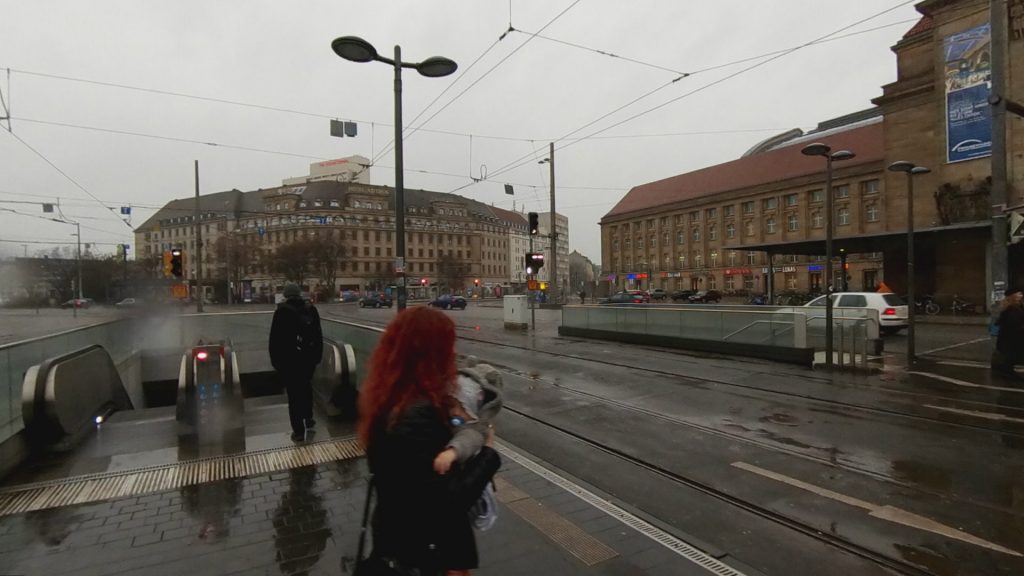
[136,179,564,300]
[601,0,1024,307]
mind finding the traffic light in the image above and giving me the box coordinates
[163,251,173,277]
[170,248,184,278]
[420,277,428,286]
[528,212,539,235]
[474,278,480,286]
[524,252,545,274]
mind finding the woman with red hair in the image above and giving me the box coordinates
[358,307,501,575]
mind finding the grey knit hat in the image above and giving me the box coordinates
[454,374,483,420]
[283,283,301,299]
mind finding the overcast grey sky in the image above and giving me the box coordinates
[0,1,922,262]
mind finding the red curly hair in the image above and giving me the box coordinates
[358,307,457,447]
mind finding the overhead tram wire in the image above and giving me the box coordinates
[0,207,129,237]
[3,129,135,230]
[454,0,919,193]
[373,0,586,165]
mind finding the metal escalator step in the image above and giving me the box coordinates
[0,436,363,517]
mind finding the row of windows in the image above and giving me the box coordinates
[628,180,882,232]
[612,204,881,251]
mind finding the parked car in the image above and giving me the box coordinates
[670,289,696,302]
[60,298,92,309]
[358,293,393,308]
[600,292,646,304]
[429,295,467,310]
[804,292,908,335]
[688,290,722,303]
[622,290,651,303]
[649,289,668,301]
[115,298,142,307]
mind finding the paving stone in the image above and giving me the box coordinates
[132,531,162,547]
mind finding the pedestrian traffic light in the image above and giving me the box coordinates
[528,212,539,235]
[525,252,544,274]
[170,248,184,278]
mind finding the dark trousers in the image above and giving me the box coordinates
[285,377,313,435]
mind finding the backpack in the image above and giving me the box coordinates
[285,302,320,362]
[990,317,1001,338]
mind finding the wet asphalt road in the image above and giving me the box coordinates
[322,302,1024,575]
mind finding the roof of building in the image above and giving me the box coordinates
[601,117,884,221]
[489,206,528,226]
[903,15,934,39]
[136,189,246,230]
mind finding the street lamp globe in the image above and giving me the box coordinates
[331,36,378,62]
[887,160,915,173]
[910,166,931,176]
[416,56,458,78]
[830,150,855,161]
[801,143,830,157]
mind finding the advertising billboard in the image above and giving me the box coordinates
[944,23,992,163]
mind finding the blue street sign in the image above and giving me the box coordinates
[120,206,131,215]
[257,226,266,237]
[318,216,328,225]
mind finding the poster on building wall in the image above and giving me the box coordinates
[944,23,992,163]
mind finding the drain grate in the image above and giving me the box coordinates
[0,436,364,517]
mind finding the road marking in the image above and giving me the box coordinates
[935,360,990,368]
[924,404,1024,424]
[732,461,1022,556]
[919,337,990,356]
[908,371,1024,393]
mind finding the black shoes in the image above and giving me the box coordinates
[291,432,305,442]
[304,418,317,430]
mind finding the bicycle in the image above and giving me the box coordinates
[951,294,975,315]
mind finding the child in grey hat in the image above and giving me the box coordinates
[434,356,504,530]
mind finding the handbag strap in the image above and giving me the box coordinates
[356,475,374,561]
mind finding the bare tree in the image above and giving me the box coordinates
[436,253,467,292]
[307,236,347,297]
[270,240,313,286]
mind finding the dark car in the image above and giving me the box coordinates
[650,289,668,301]
[688,290,722,303]
[359,293,393,308]
[60,298,92,309]
[599,292,646,305]
[429,295,467,310]
[623,290,651,303]
[670,290,696,302]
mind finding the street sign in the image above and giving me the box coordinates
[395,257,405,273]
[1010,211,1024,244]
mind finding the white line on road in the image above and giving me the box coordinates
[935,360,991,368]
[732,461,1022,557]
[923,404,1024,424]
[919,337,990,356]
[908,371,1024,393]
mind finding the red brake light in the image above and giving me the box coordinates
[195,351,209,361]
[883,308,896,316]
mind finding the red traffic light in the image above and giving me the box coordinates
[420,278,428,285]
[474,279,480,286]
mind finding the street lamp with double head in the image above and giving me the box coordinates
[887,161,931,365]
[801,143,855,368]
[331,36,457,311]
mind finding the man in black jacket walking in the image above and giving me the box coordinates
[995,286,1024,381]
[269,283,323,440]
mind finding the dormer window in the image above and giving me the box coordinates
[298,200,308,208]
[314,200,323,207]
[329,199,340,207]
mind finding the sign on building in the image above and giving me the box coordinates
[944,23,992,163]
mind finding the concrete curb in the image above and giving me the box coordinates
[915,315,989,326]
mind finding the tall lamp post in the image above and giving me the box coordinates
[888,161,931,365]
[332,36,457,311]
[801,143,855,368]
[538,146,558,303]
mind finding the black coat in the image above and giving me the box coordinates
[998,304,1024,362]
[367,400,501,571]
[268,298,323,377]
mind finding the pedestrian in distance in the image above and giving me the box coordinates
[269,283,323,441]
[357,307,501,576]
[993,286,1024,381]
[578,290,586,304]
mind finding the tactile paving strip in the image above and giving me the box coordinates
[506,498,619,566]
[0,436,364,517]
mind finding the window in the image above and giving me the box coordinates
[744,275,754,290]
[787,214,799,231]
[834,184,850,199]
[726,223,736,238]
[742,201,754,214]
[314,199,323,207]
[613,238,619,250]
[763,198,777,210]
[866,203,879,222]
[694,254,703,268]
[765,217,777,234]
[690,211,700,222]
[660,217,668,226]
[745,220,754,236]
[785,194,799,207]
[663,232,669,245]
[812,211,823,228]
[707,276,716,290]
[747,252,758,265]
[725,275,735,290]
[724,205,735,217]
[677,231,685,245]
[625,238,632,249]
[838,207,851,225]
[708,225,717,240]
[692,228,700,242]
[709,250,718,267]
[728,251,737,266]
[838,294,868,307]
[649,235,656,248]
[810,190,823,203]
[329,199,340,207]
[706,208,717,220]
[677,255,686,269]
[861,179,880,195]
[298,200,308,208]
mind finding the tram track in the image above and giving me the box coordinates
[500,402,937,576]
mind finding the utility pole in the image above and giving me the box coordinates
[547,142,558,304]
[226,230,233,306]
[529,233,536,330]
[194,160,204,313]
[990,0,1010,314]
